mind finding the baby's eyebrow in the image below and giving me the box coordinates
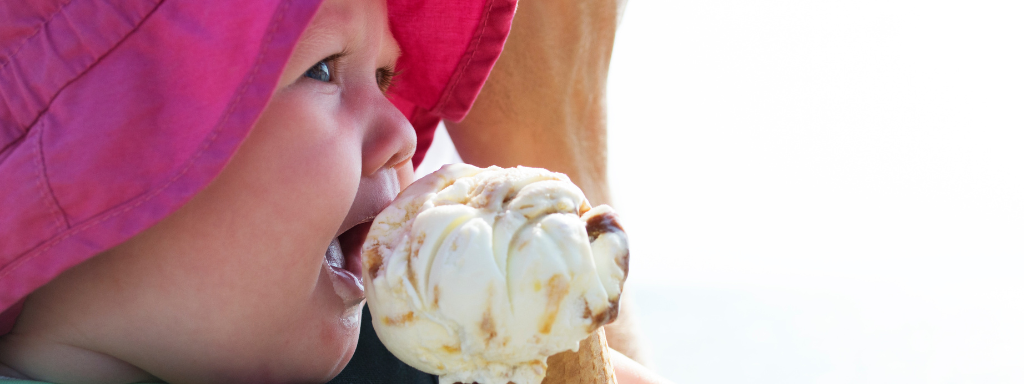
[293,20,352,59]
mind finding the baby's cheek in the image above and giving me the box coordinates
[225,92,366,297]
[251,91,364,224]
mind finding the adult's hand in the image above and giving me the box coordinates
[611,348,674,384]
[446,0,648,364]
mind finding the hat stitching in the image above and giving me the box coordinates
[0,134,24,164]
[0,0,292,291]
[0,0,74,69]
[433,0,496,118]
[1,0,165,157]
[33,120,70,231]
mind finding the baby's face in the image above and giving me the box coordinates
[20,0,414,382]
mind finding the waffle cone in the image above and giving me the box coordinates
[541,327,617,384]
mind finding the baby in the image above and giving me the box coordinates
[0,0,476,381]
[0,0,666,382]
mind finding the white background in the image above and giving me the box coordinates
[420,0,1024,382]
[607,0,1024,383]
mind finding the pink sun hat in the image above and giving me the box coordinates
[0,0,516,333]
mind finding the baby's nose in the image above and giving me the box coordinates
[361,96,416,176]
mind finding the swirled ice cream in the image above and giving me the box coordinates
[362,164,628,384]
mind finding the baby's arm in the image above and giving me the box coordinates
[445,0,649,365]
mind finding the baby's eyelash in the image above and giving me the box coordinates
[376,65,397,92]
[322,52,347,77]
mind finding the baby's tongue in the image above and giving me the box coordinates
[325,237,344,270]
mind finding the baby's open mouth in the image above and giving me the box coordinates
[325,221,374,283]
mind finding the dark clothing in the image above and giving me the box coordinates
[329,306,438,384]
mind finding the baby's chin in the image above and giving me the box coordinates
[322,309,363,380]
[296,281,364,382]
[193,313,360,384]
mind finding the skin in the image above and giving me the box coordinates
[611,349,674,384]
[0,0,415,382]
[446,0,650,365]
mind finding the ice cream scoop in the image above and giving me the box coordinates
[362,164,629,384]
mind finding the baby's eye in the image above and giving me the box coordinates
[304,60,331,82]
[376,65,396,92]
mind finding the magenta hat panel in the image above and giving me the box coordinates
[0,0,322,313]
[44,1,302,225]
[0,0,164,146]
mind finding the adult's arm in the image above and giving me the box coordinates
[445,0,648,364]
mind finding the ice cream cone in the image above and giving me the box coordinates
[541,327,617,384]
